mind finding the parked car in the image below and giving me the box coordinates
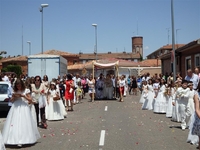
[0,81,11,111]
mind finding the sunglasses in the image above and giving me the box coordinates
[35,79,40,81]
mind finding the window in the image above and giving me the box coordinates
[73,60,77,64]
[0,84,8,94]
[185,56,191,71]
[195,54,200,67]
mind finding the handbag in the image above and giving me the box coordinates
[69,87,73,93]
[53,95,60,101]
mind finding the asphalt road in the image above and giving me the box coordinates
[0,93,198,150]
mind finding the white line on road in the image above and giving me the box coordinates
[99,130,106,146]
[104,106,108,111]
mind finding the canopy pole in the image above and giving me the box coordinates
[92,61,95,102]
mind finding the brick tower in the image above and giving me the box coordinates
[132,36,143,58]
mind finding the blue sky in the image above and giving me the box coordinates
[0,0,199,58]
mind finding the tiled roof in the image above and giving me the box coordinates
[146,44,185,57]
[139,59,161,67]
[68,58,158,70]
[0,56,28,62]
[79,52,141,59]
[41,49,79,57]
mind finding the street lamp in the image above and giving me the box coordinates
[27,41,31,55]
[39,4,49,54]
[92,23,97,61]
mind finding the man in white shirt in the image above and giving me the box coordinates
[185,69,199,90]
[194,67,200,79]
[2,73,9,82]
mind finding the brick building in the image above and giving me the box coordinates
[159,38,200,77]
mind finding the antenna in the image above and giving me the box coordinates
[166,28,170,45]
[137,19,139,35]
[22,25,23,55]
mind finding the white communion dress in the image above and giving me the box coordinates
[2,89,40,145]
[46,89,67,121]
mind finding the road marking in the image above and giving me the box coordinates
[104,106,108,111]
[99,130,106,146]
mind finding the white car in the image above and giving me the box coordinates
[0,81,11,111]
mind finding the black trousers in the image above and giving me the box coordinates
[34,103,46,126]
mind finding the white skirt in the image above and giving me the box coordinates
[46,97,67,121]
[0,131,6,150]
[2,99,40,145]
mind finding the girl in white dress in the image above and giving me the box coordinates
[139,81,148,104]
[2,79,40,147]
[153,79,160,99]
[145,79,155,110]
[171,80,181,122]
[154,79,167,113]
[46,82,66,121]
[187,83,198,145]
[166,83,175,118]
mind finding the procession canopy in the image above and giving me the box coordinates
[93,60,119,68]
[92,60,119,79]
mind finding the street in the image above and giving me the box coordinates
[0,93,197,150]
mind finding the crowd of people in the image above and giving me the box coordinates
[0,66,200,148]
[138,67,200,149]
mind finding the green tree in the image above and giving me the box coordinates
[1,65,22,77]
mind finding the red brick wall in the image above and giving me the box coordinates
[180,45,200,77]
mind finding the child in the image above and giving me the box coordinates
[139,81,148,104]
[2,79,40,147]
[153,79,160,99]
[142,79,154,110]
[46,82,66,121]
[171,79,182,122]
[154,79,167,113]
[187,82,199,145]
[176,80,190,130]
[76,81,83,103]
[166,83,175,118]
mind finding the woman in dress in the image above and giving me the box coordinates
[2,79,40,147]
[189,92,200,148]
[118,75,126,102]
[31,76,47,128]
[87,75,95,101]
[65,74,75,111]
[46,82,66,120]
